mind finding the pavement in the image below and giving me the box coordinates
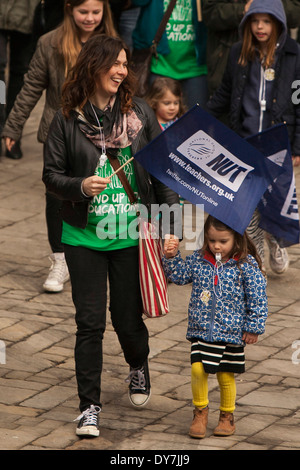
[0,98,300,453]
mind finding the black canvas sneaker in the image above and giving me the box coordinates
[74,404,101,437]
[126,360,151,407]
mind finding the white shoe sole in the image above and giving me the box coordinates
[269,260,289,274]
[128,390,151,407]
[43,284,64,293]
[43,276,69,293]
[76,425,100,437]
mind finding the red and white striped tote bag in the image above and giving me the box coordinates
[139,220,169,318]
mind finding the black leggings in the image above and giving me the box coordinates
[64,244,149,411]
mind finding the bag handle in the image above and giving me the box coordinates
[107,153,137,205]
[151,0,177,55]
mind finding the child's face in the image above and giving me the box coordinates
[207,226,235,262]
[155,89,180,124]
[250,13,273,46]
[71,0,104,39]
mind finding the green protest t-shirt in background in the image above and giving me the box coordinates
[62,147,140,251]
[151,0,207,80]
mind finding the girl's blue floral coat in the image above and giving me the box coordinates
[162,250,268,345]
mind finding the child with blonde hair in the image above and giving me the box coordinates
[146,76,186,130]
[146,76,186,206]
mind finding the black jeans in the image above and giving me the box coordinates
[64,244,149,412]
[45,192,63,253]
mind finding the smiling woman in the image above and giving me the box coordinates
[92,49,128,109]
[43,34,179,438]
[61,34,135,119]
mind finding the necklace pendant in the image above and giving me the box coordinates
[99,153,107,167]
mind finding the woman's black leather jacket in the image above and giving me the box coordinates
[43,97,179,229]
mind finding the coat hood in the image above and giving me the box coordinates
[239,0,287,40]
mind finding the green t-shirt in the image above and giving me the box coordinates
[151,0,207,79]
[62,147,140,251]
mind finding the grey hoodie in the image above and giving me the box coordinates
[239,0,287,38]
[238,0,288,136]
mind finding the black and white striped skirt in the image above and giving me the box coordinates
[191,339,245,374]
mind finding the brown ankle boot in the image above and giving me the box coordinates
[189,406,208,439]
[213,411,235,436]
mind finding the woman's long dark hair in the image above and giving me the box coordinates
[202,215,264,272]
[62,35,136,117]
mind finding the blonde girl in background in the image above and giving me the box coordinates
[146,76,186,207]
[2,0,117,293]
[146,76,186,130]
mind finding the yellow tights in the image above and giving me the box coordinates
[191,362,236,413]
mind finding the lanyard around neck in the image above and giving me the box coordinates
[90,101,107,167]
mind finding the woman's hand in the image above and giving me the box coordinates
[292,156,300,167]
[163,235,179,259]
[5,137,16,152]
[244,0,253,14]
[242,332,258,344]
[82,176,111,197]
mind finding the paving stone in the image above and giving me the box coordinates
[238,386,300,409]
[249,358,300,377]
[0,428,44,450]
[31,423,77,449]
[20,385,77,410]
[249,422,300,448]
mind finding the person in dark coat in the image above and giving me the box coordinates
[202,0,300,98]
[32,0,65,42]
[0,0,40,157]
[207,0,300,274]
